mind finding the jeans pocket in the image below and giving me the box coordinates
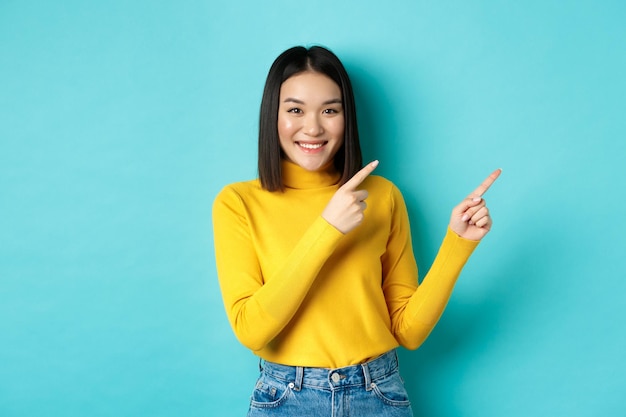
[249,374,293,409]
[370,372,412,407]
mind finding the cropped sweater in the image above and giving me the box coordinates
[212,160,479,368]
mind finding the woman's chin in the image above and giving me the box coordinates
[293,156,332,172]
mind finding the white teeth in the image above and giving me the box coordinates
[298,142,324,149]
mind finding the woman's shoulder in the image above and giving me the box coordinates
[363,175,409,208]
[364,174,402,194]
[214,179,263,203]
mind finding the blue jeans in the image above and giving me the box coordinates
[247,350,414,417]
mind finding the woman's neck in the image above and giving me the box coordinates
[281,160,341,189]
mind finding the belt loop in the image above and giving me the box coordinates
[391,349,401,375]
[361,362,373,391]
[258,358,264,372]
[294,366,304,391]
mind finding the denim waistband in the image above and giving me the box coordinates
[259,350,399,391]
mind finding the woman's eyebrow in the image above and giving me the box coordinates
[323,98,343,105]
[283,97,305,104]
[282,97,343,105]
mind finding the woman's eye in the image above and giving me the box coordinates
[323,108,340,114]
[287,108,302,114]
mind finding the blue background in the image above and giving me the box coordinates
[1,1,625,416]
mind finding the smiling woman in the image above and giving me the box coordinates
[212,45,499,417]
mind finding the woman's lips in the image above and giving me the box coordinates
[296,141,327,152]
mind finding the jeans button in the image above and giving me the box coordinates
[331,373,341,383]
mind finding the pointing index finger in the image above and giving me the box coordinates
[471,168,502,197]
[342,160,379,190]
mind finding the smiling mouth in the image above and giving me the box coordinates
[297,141,327,150]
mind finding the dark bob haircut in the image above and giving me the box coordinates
[258,46,362,191]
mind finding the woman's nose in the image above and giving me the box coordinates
[303,114,324,136]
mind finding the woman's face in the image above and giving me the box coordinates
[277,71,345,172]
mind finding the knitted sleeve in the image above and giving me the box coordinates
[212,185,343,351]
[382,185,479,350]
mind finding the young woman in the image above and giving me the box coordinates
[213,45,500,417]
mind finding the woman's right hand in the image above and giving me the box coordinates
[322,160,379,234]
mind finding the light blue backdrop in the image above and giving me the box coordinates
[1,1,624,416]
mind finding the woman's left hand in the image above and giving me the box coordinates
[449,169,502,241]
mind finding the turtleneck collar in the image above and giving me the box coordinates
[281,160,341,189]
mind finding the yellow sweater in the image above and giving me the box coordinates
[212,160,479,368]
